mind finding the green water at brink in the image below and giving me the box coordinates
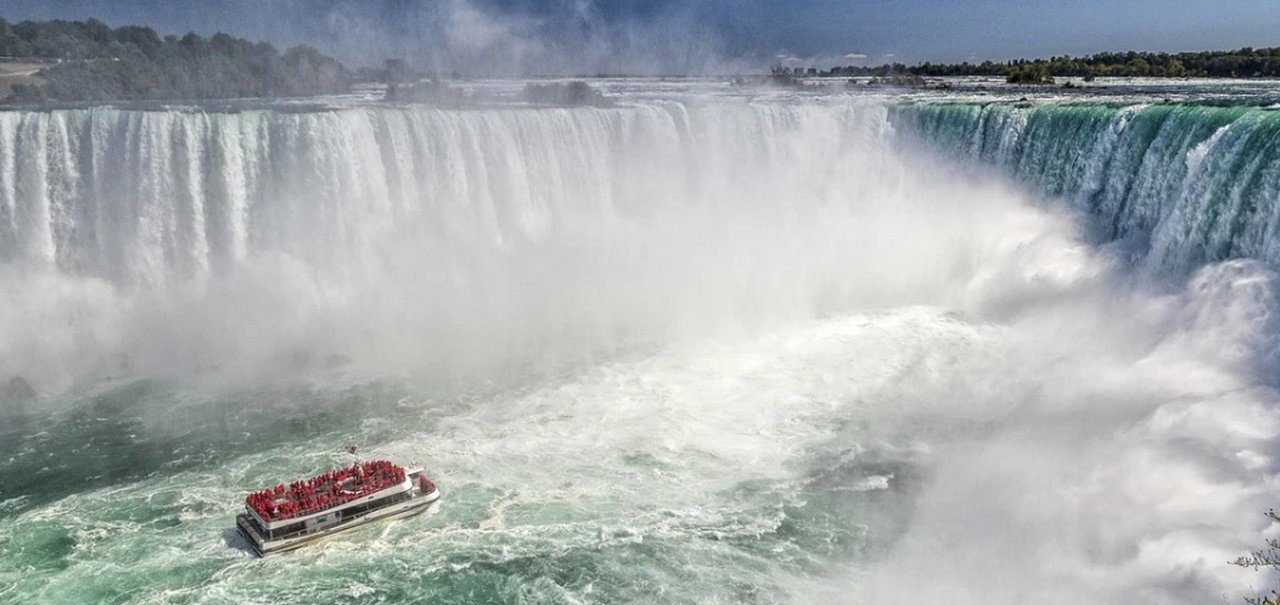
[891,102,1280,273]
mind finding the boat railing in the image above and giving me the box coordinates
[261,490,422,543]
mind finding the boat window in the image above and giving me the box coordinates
[269,521,306,539]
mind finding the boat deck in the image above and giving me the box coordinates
[245,460,407,522]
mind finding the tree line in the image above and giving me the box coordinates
[0,18,351,102]
[819,47,1280,80]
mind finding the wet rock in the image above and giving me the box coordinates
[521,81,612,107]
[2,376,36,401]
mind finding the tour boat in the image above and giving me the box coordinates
[235,459,440,556]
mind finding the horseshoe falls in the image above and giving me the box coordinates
[2,87,1279,605]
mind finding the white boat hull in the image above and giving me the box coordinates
[237,488,439,556]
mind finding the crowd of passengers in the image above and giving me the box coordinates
[245,460,407,521]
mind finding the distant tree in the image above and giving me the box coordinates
[0,18,353,102]
[384,58,407,85]
[1232,509,1280,605]
[815,46,1280,80]
[1127,57,1151,76]
[1006,63,1054,84]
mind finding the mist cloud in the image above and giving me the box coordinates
[314,0,748,74]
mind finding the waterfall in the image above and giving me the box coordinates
[6,100,1280,391]
[0,101,930,390]
[892,102,1280,272]
[0,103,898,284]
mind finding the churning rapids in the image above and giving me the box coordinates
[3,81,1280,604]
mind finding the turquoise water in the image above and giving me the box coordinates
[2,318,941,604]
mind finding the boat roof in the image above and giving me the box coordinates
[244,459,417,525]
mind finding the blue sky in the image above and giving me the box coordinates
[3,0,1279,73]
